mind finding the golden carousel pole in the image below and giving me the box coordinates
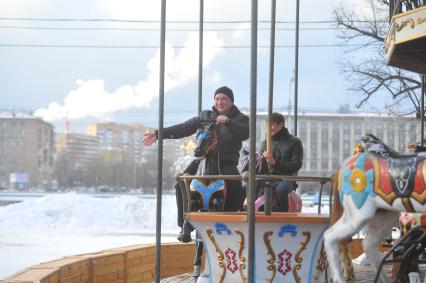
[265,119,273,215]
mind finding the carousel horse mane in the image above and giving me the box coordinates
[324,134,426,283]
[194,122,218,162]
[361,133,413,158]
[190,122,224,210]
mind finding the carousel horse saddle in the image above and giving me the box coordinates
[360,133,426,201]
[364,153,426,208]
[254,190,302,212]
[190,179,225,210]
[386,155,420,197]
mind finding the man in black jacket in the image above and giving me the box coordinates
[261,112,303,212]
[143,86,249,238]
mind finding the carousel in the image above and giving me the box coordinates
[4,0,426,283]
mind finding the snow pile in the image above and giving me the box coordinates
[0,192,328,232]
[0,193,178,233]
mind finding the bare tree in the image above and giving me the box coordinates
[334,0,423,117]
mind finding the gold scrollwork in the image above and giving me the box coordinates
[396,17,415,31]
[418,16,426,25]
[235,229,247,283]
[263,230,276,283]
[207,228,226,282]
[292,231,312,283]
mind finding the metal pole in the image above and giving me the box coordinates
[293,0,300,136]
[265,0,276,216]
[248,0,258,281]
[198,0,204,115]
[155,0,166,281]
[422,75,425,147]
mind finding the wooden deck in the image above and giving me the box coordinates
[2,242,196,283]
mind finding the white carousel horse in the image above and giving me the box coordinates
[324,134,426,283]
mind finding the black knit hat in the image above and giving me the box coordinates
[271,112,285,125]
[214,86,234,103]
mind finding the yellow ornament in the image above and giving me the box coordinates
[350,168,367,193]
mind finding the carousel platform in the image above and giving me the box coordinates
[161,263,426,283]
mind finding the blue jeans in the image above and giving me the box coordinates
[273,181,296,212]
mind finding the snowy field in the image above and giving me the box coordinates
[0,192,327,278]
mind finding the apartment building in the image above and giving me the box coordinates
[56,133,99,166]
[0,116,54,189]
[86,122,151,163]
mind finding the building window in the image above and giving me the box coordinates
[332,159,340,170]
[354,123,362,142]
[343,128,350,141]
[310,144,317,170]
[407,124,416,144]
[387,125,394,148]
[321,159,328,170]
[377,124,384,140]
[365,124,373,135]
[321,127,328,158]
[399,125,406,150]
[333,124,340,139]
[343,142,351,158]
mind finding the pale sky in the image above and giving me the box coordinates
[0,0,393,132]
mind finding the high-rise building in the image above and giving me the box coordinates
[56,133,99,166]
[86,122,152,163]
[0,116,54,189]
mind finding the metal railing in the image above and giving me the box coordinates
[390,0,426,20]
[178,174,331,217]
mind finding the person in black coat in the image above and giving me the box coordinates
[143,86,249,239]
[260,112,303,212]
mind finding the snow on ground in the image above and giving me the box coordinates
[0,193,179,278]
[0,193,327,278]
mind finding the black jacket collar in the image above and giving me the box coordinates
[272,127,290,141]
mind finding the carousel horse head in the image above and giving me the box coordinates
[324,134,426,283]
[353,143,364,155]
[189,122,225,212]
[194,122,218,159]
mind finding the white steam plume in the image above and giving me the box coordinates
[35,32,223,121]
